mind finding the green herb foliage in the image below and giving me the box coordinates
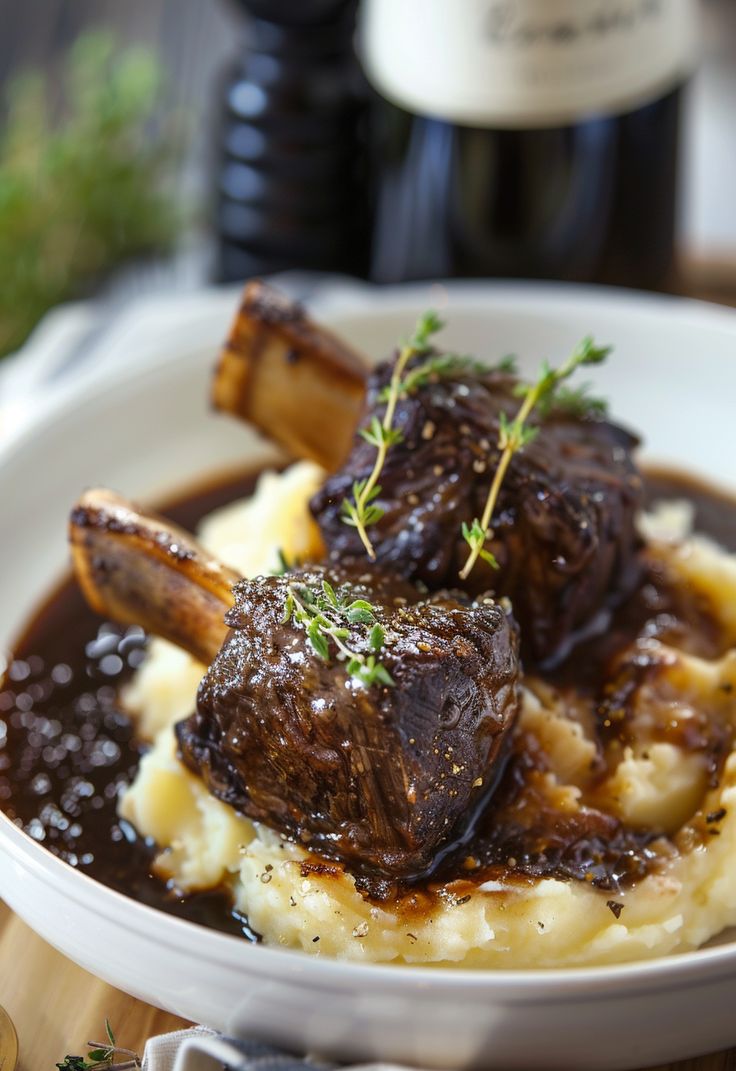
[271,548,293,576]
[380,352,486,400]
[541,382,608,418]
[57,1020,141,1069]
[283,579,394,688]
[495,354,519,375]
[460,336,611,579]
[0,32,178,357]
[341,311,444,558]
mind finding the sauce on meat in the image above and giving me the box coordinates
[0,467,732,935]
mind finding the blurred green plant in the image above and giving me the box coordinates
[0,32,179,357]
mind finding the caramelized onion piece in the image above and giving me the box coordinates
[69,489,238,665]
[212,280,368,471]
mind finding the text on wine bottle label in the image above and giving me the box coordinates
[361,0,697,128]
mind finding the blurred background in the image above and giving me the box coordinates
[0,0,734,362]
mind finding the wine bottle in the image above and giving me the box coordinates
[361,0,697,288]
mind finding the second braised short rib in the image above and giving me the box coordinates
[312,361,644,665]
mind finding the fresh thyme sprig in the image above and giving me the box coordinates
[57,1020,140,1070]
[341,311,444,558]
[459,336,611,580]
[380,353,485,400]
[283,579,394,688]
[379,353,518,404]
[271,547,293,576]
[541,382,608,418]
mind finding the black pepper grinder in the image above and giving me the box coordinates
[215,0,369,282]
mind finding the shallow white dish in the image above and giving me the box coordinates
[1,280,736,1071]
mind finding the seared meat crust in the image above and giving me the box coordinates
[311,363,643,664]
[176,566,520,883]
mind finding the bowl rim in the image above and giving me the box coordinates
[3,277,736,995]
[6,803,736,996]
[2,275,736,471]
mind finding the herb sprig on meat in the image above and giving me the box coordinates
[283,579,394,687]
[459,336,611,579]
[340,311,444,558]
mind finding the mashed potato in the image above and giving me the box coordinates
[120,465,736,967]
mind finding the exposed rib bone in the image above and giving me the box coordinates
[212,280,369,471]
[69,489,239,665]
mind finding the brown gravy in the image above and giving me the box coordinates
[0,467,733,936]
[0,470,261,941]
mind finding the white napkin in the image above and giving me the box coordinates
[143,1027,410,1071]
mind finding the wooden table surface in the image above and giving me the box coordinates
[0,901,188,1069]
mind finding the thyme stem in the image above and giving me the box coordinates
[284,580,394,688]
[341,311,444,558]
[459,336,611,580]
[353,346,411,559]
[87,1043,140,1062]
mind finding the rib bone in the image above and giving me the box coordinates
[69,489,239,665]
[212,280,369,471]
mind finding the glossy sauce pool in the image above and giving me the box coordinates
[0,467,734,937]
[0,470,262,940]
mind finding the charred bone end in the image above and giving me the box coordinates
[69,488,239,666]
[212,279,369,471]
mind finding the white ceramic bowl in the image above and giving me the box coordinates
[1,281,736,1071]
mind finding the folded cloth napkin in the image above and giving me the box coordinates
[143,1027,327,1071]
[143,1027,408,1071]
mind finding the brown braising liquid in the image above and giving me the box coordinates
[0,469,261,941]
[0,466,733,936]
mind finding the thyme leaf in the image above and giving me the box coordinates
[340,311,444,558]
[459,336,612,580]
[545,382,608,418]
[378,351,519,403]
[271,548,293,576]
[496,354,519,375]
[389,353,485,398]
[285,580,395,688]
[461,520,499,570]
[57,1020,140,1070]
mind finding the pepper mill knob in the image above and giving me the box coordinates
[215,0,369,282]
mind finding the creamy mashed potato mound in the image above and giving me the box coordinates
[120,465,736,967]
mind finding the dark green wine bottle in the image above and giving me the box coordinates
[362,0,697,289]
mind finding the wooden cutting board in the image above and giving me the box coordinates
[0,898,734,1071]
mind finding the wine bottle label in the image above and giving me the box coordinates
[361,0,697,128]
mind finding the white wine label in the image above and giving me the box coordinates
[361,0,698,128]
